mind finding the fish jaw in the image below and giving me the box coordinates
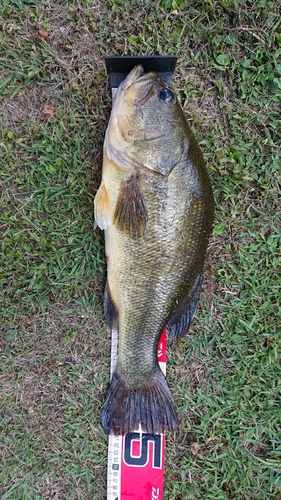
[105,64,186,176]
[119,64,145,90]
[106,66,166,168]
[105,66,154,170]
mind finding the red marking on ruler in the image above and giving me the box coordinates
[121,432,165,499]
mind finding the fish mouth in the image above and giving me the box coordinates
[121,65,145,89]
[120,65,158,105]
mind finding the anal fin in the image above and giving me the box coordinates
[113,174,147,237]
[104,281,118,328]
[168,273,203,341]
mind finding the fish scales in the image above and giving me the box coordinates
[94,65,214,435]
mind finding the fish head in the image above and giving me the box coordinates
[106,65,187,176]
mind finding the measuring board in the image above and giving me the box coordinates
[104,56,177,500]
[107,328,167,500]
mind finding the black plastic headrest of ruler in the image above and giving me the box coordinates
[105,55,177,88]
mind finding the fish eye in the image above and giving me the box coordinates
[159,88,173,103]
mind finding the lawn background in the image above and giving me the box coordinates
[0,0,280,499]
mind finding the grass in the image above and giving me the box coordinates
[0,0,280,498]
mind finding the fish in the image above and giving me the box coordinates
[94,65,214,435]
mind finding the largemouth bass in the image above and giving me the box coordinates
[94,65,214,435]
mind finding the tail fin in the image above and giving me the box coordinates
[101,369,178,435]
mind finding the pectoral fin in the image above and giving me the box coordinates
[94,183,112,230]
[168,273,203,340]
[113,174,148,237]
